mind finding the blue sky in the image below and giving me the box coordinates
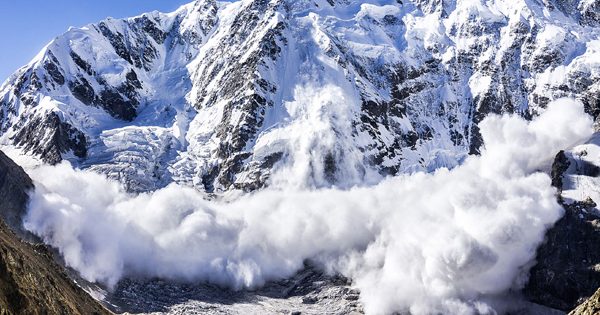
[0,1,192,81]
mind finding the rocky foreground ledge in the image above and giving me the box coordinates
[0,150,110,315]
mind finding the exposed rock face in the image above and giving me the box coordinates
[0,0,598,193]
[106,264,362,315]
[524,200,600,311]
[525,140,600,312]
[0,150,111,315]
[11,112,87,165]
[570,287,600,315]
[0,151,33,235]
[551,150,571,192]
[0,220,111,315]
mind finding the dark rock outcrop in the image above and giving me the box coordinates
[11,112,87,165]
[570,287,600,315]
[0,151,33,235]
[524,200,600,311]
[0,150,111,315]
[0,219,111,315]
[551,150,571,192]
[524,141,600,313]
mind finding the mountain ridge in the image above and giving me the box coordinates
[1,0,599,194]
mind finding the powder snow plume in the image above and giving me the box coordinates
[24,99,592,315]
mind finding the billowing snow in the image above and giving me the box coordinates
[24,99,593,315]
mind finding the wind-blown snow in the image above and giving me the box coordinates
[24,99,592,315]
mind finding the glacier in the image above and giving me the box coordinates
[0,0,598,194]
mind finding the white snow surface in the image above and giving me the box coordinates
[0,0,598,193]
[561,132,600,211]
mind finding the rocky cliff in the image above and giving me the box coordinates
[0,220,111,315]
[570,287,600,315]
[0,150,111,315]
[523,138,600,313]
[0,0,598,193]
[0,151,33,237]
[525,199,600,311]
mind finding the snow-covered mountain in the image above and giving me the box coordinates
[0,0,599,193]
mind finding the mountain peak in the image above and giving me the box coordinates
[0,0,598,193]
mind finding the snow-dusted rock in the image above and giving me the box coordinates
[1,0,599,193]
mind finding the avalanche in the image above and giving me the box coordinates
[1,0,599,313]
[24,99,593,315]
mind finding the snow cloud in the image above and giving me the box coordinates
[24,99,592,315]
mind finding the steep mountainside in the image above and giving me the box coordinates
[525,198,600,311]
[0,220,111,315]
[0,151,33,237]
[524,135,600,311]
[0,150,110,315]
[0,0,598,193]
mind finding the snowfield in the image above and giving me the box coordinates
[1,0,598,194]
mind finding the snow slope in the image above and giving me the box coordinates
[1,0,599,193]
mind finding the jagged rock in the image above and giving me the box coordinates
[105,263,362,315]
[0,150,111,315]
[0,220,111,315]
[570,287,600,315]
[551,150,571,192]
[524,199,600,311]
[524,135,600,313]
[0,0,597,193]
[10,112,87,165]
[529,136,600,313]
[0,150,33,235]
